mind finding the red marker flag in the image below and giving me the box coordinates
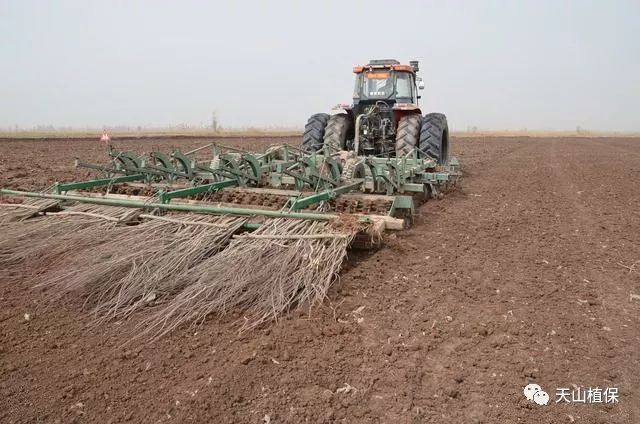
[100,131,111,143]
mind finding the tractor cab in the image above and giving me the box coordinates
[352,59,423,106]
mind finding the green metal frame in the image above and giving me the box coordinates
[0,189,381,225]
[158,179,238,204]
[389,195,415,216]
[288,179,364,211]
[72,144,458,198]
[3,144,461,225]
[55,174,145,194]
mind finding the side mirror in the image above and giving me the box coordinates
[417,80,425,90]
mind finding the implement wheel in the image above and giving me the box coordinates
[395,114,422,157]
[302,113,330,153]
[419,113,449,164]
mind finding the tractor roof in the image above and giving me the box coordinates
[353,59,417,73]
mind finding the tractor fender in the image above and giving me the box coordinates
[392,103,422,114]
[392,104,422,124]
[329,104,352,116]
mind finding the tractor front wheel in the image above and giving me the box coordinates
[395,114,422,157]
[418,113,449,164]
[302,113,330,153]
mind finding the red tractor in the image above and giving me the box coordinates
[303,59,449,164]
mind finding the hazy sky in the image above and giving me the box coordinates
[1,0,639,131]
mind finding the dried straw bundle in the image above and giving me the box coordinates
[140,218,357,338]
[3,199,361,338]
[0,205,135,273]
[41,214,245,322]
[0,199,59,224]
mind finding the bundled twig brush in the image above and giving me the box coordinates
[0,205,135,272]
[40,213,245,322]
[3,199,361,339]
[0,198,59,224]
[140,218,357,339]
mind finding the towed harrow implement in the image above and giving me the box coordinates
[0,142,459,336]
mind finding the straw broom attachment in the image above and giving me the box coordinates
[0,204,136,272]
[38,213,246,322]
[0,198,60,224]
[88,214,246,323]
[2,196,367,339]
[139,216,360,339]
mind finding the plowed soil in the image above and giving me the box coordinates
[1,136,639,423]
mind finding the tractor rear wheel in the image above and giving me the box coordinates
[395,114,422,157]
[418,113,449,164]
[302,113,330,153]
[323,114,351,154]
